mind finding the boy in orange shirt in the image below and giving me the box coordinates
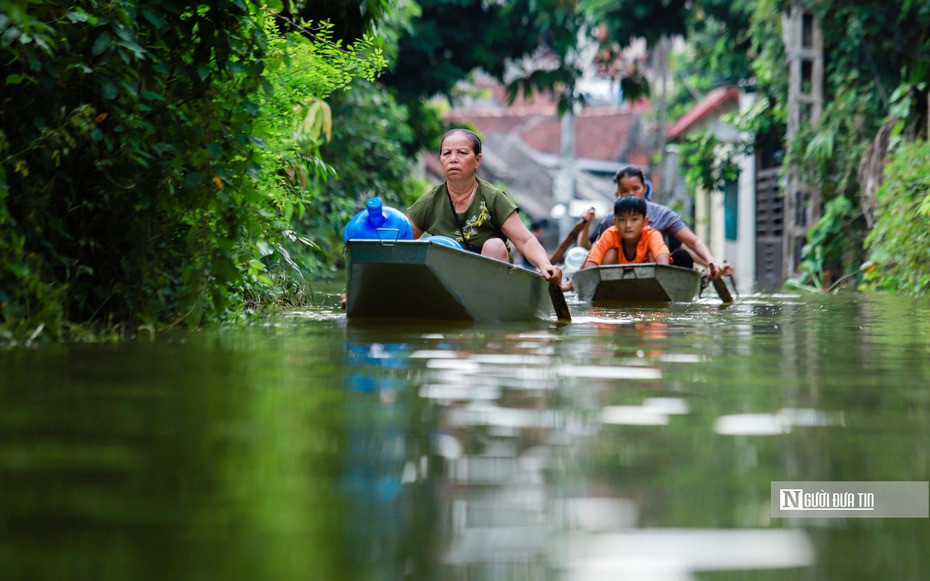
[582,195,669,269]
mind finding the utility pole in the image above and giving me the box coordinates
[655,37,669,203]
[555,106,576,240]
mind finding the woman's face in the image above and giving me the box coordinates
[616,176,647,199]
[440,132,481,180]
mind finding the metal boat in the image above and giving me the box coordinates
[571,263,701,303]
[345,240,553,322]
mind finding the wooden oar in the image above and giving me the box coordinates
[710,267,734,304]
[544,219,586,322]
[548,218,588,264]
[548,281,572,322]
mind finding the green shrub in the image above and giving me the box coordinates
[864,141,930,294]
[0,2,386,345]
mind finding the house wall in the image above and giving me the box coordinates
[674,101,737,277]
[734,93,758,293]
[673,93,762,293]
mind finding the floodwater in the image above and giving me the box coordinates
[1,289,928,580]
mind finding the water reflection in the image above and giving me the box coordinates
[419,328,559,580]
[344,315,824,581]
[342,339,412,580]
[714,408,839,436]
[1,292,928,580]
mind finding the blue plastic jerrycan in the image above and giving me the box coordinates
[343,197,413,244]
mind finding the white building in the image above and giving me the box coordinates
[665,87,783,293]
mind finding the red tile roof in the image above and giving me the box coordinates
[447,107,649,164]
[444,76,651,163]
[665,86,740,141]
[422,78,655,222]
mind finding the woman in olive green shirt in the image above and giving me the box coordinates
[407,129,562,284]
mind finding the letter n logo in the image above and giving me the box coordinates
[780,488,803,510]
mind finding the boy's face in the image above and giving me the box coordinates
[614,211,646,242]
[615,176,647,199]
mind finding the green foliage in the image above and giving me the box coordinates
[382,0,543,103]
[287,0,395,43]
[678,130,741,195]
[303,79,424,274]
[785,196,860,292]
[235,34,418,300]
[2,1,269,340]
[691,0,756,81]
[249,18,385,223]
[745,0,788,99]
[583,0,689,48]
[380,0,620,124]
[662,0,930,290]
[379,0,560,143]
[763,1,930,284]
[591,0,755,118]
[500,0,591,114]
[863,141,930,294]
[0,1,388,344]
[785,82,876,203]
[887,80,930,144]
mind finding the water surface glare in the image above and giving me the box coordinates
[2,292,929,580]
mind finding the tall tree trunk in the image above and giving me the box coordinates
[856,118,896,229]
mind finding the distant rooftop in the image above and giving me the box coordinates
[665,86,740,141]
[428,75,654,224]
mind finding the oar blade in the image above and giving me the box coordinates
[712,276,734,304]
[549,282,572,322]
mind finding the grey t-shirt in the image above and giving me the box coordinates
[589,201,687,244]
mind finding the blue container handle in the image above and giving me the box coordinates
[376,228,401,246]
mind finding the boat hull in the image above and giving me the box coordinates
[572,263,701,304]
[345,240,552,322]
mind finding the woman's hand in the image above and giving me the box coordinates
[539,264,562,284]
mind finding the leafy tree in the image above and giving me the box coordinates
[666,0,757,121]
[584,0,689,48]
[0,1,386,343]
[378,0,590,147]
[381,0,540,103]
[235,16,387,308]
[678,130,742,197]
[2,1,271,339]
[757,1,930,288]
[295,79,424,276]
[584,0,929,291]
[283,0,395,44]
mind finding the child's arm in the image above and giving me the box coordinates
[646,228,670,265]
[575,208,596,250]
[582,227,615,268]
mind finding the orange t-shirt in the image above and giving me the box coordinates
[586,225,669,265]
